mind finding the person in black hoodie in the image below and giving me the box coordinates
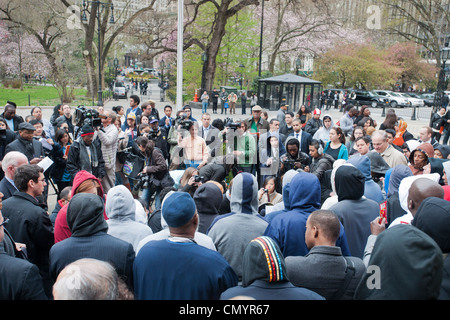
[194,182,223,234]
[354,224,443,300]
[412,197,450,300]
[49,193,135,291]
[329,164,380,259]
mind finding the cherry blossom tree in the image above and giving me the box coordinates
[0,22,50,90]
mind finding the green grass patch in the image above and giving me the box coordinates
[0,84,92,107]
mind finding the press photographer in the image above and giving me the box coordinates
[148,116,169,160]
[135,136,172,210]
[96,110,118,193]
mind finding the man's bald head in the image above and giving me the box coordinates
[408,178,444,216]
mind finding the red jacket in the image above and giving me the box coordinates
[54,170,106,243]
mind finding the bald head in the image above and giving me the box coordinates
[408,178,444,216]
[305,210,341,249]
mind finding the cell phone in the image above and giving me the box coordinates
[379,201,387,222]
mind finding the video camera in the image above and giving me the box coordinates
[224,117,240,130]
[176,113,193,131]
[193,175,204,183]
[147,129,160,141]
[73,106,103,129]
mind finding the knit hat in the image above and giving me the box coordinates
[242,236,288,287]
[313,108,321,115]
[162,192,196,228]
[80,125,95,137]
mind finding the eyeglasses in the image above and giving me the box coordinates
[0,218,9,228]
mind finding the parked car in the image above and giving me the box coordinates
[350,90,388,108]
[113,81,127,99]
[372,90,411,108]
[398,92,425,107]
[419,93,435,107]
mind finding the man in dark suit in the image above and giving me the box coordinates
[2,164,54,298]
[289,118,312,154]
[198,113,220,158]
[158,105,173,132]
[5,122,45,164]
[0,151,29,200]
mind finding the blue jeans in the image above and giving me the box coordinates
[443,129,450,145]
[140,187,161,210]
[184,159,202,169]
[202,102,208,113]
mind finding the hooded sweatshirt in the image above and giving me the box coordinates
[347,155,384,203]
[49,193,135,288]
[329,164,380,259]
[409,142,434,175]
[383,165,413,226]
[412,197,450,300]
[265,169,299,220]
[265,172,350,258]
[389,173,441,227]
[313,114,334,144]
[194,183,224,234]
[220,236,324,300]
[53,170,105,243]
[105,185,153,251]
[354,225,443,300]
[207,173,268,279]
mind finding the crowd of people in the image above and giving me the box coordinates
[1,96,450,301]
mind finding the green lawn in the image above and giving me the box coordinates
[0,84,92,107]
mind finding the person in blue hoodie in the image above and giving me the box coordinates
[207,172,268,281]
[264,171,350,258]
[347,155,384,203]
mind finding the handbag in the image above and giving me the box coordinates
[122,152,145,179]
[224,102,229,109]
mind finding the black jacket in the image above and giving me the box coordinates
[66,138,105,181]
[0,177,18,201]
[49,142,68,182]
[2,192,54,296]
[0,247,48,300]
[0,114,24,132]
[5,137,45,162]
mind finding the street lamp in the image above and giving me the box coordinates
[296,57,301,76]
[81,0,115,107]
[201,52,207,92]
[160,59,165,102]
[113,57,119,77]
[258,0,269,77]
[238,64,245,90]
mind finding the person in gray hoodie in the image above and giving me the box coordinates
[105,185,153,252]
[207,172,268,280]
